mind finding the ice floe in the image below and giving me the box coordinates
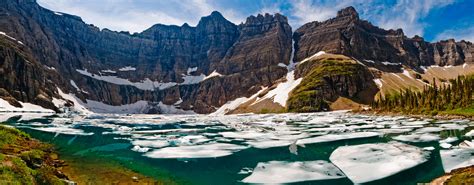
[440,147,474,172]
[242,160,345,183]
[330,142,430,183]
[296,132,380,145]
[143,143,247,159]
[393,133,440,143]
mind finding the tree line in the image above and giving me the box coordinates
[372,75,474,115]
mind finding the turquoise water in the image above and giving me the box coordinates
[1,112,472,184]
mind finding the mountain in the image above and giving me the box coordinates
[0,0,473,114]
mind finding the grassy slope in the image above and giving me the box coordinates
[287,59,364,112]
[440,104,474,117]
[0,125,67,184]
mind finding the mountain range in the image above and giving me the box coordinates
[0,0,473,114]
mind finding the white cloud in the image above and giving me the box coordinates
[288,0,455,38]
[37,0,247,33]
[374,0,455,37]
[434,26,474,42]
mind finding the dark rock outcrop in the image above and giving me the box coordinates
[294,6,474,69]
[0,0,291,113]
[0,1,472,114]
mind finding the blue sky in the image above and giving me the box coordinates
[37,0,474,42]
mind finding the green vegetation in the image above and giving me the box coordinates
[287,59,364,112]
[0,125,68,184]
[444,166,474,185]
[373,75,474,117]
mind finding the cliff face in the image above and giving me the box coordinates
[0,0,292,113]
[0,36,62,112]
[0,1,472,114]
[294,7,474,69]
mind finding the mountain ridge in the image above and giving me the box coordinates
[0,0,472,114]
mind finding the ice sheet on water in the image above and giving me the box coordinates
[241,160,345,184]
[330,141,430,184]
[29,126,93,136]
[393,133,440,142]
[246,139,294,149]
[219,131,273,140]
[296,132,380,145]
[143,143,248,159]
[440,147,474,172]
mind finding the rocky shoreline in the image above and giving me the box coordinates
[355,109,474,121]
[0,124,165,184]
[0,125,72,184]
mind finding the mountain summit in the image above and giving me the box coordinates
[0,0,472,114]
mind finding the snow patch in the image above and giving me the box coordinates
[254,71,302,107]
[203,70,223,80]
[299,51,326,65]
[76,69,176,90]
[211,87,267,115]
[0,98,55,113]
[118,66,136,71]
[186,67,198,74]
[374,79,383,88]
[382,61,400,66]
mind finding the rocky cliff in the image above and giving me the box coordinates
[0,1,472,114]
[294,7,474,70]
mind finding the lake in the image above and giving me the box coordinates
[1,111,473,184]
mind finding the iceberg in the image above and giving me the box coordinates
[242,160,345,183]
[329,142,430,184]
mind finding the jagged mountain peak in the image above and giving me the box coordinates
[337,6,359,19]
[245,13,288,25]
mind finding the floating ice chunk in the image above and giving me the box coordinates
[439,143,452,149]
[415,127,444,133]
[238,167,253,175]
[393,133,440,143]
[459,140,474,149]
[131,140,169,148]
[439,124,467,130]
[377,128,413,134]
[219,131,272,140]
[131,145,150,153]
[440,137,458,143]
[440,148,474,172]
[466,130,474,137]
[403,120,429,126]
[329,142,430,184]
[144,143,247,159]
[246,140,294,149]
[296,132,380,145]
[31,127,93,136]
[241,160,345,184]
[423,146,435,151]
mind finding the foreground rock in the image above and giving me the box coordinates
[0,125,71,184]
[431,165,474,185]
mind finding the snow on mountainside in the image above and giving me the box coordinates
[0,1,473,114]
